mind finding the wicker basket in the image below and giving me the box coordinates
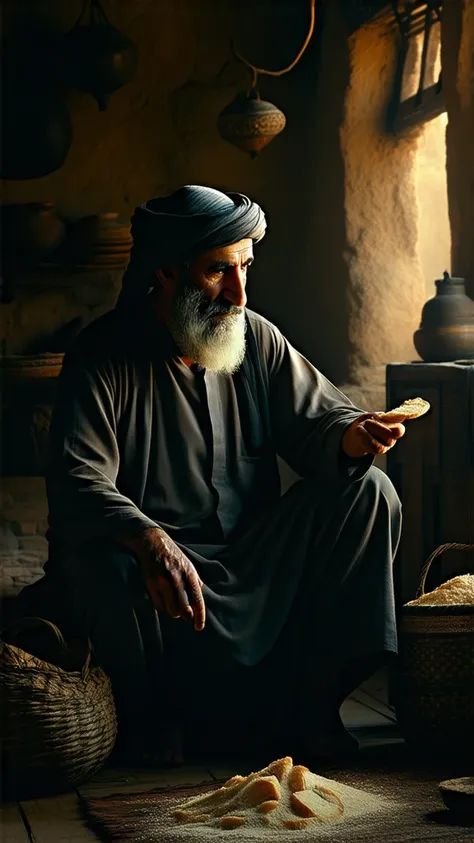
[0,617,117,800]
[395,543,474,757]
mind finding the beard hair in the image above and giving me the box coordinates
[167,283,247,374]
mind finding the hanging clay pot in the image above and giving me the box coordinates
[62,0,138,111]
[59,212,132,268]
[217,88,286,158]
[414,271,474,362]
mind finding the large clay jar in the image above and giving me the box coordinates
[217,88,286,158]
[59,212,132,268]
[1,203,65,268]
[414,271,474,362]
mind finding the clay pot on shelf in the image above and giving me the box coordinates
[62,0,138,111]
[217,88,287,158]
[0,353,65,381]
[1,203,65,268]
[414,271,474,362]
[1,203,66,300]
[58,212,132,269]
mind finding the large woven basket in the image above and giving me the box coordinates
[395,543,474,757]
[0,617,117,800]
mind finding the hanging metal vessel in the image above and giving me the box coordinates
[217,88,286,158]
[63,0,138,111]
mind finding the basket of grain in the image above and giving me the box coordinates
[395,543,474,756]
[0,617,117,800]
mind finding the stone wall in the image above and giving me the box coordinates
[342,15,426,379]
[0,478,48,598]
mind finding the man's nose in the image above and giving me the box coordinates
[223,266,247,308]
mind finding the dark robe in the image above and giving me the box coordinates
[19,305,401,753]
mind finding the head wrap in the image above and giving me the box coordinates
[117,185,266,307]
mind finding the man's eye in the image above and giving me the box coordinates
[207,269,224,281]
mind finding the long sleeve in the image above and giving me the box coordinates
[46,351,157,544]
[250,313,374,484]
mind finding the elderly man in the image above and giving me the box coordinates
[21,185,403,766]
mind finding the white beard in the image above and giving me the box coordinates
[168,287,247,374]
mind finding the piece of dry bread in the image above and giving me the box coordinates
[173,757,346,831]
[377,397,430,424]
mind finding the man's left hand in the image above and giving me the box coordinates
[342,413,406,459]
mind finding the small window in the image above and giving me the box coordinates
[388,1,445,133]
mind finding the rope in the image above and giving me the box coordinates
[232,0,316,88]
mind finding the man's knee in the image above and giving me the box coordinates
[357,468,402,552]
[289,467,400,519]
[58,543,141,594]
[359,466,401,512]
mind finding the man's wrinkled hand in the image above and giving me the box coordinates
[342,413,406,459]
[140,528,206,631]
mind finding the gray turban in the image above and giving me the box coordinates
[117,185,266,307]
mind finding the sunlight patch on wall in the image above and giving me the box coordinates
[415,111,451,301]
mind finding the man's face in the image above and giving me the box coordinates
[163,239,254,374]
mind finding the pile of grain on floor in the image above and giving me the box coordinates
[172,757,388,834]
[406,574,474,607]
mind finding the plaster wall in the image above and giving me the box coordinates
[341,17,426,377]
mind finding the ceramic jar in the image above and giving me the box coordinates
[0,353,65,381]
[217,88,286,157]
[60,212,132,268]
[1,203,65,268]
[414,272,474,362]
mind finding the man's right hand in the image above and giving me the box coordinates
[117,527,206,631]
